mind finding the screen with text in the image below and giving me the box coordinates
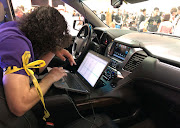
[77,52,108,87]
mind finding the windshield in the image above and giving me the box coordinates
[83,0,180,36]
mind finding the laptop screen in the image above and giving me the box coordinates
[77,51,109,87]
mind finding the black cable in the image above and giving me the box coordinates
[65,89,100,128]
[88,94,96,128]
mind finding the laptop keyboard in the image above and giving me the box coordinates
[64,74,87,91]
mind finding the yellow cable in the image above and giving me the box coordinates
[5,51,50,121]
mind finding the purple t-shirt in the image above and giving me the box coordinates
[0,21,34,84]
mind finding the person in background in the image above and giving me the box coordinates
[159,11,165,21]
[137,9,146,32]
[106,9,112,26]
[147,7,161,32]
[170,7,177,23]
[121,23,129,30]
[15,6,25,21]
[100,11,106,21]
[129,21,137,31]
[72,10,79,17]
[93,10,97,15]
[109,22,116,28]
[158,13,172,34]
[0,1,5,24]
[173,6,180,36]
[111,10,115,22]
[113,10,122,29]
[123,11,129,26]
[177,6,180,16]
[135,9,141,27]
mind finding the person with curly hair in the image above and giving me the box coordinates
[0,6,76,118]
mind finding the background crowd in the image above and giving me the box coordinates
[13,2,180,37]
[97,6,180,36]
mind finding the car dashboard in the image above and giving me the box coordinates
[91,28,146,89]
[88,30,180,128]
[102,40,147,88]
[91,28,180,93]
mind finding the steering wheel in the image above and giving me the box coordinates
[72,24,92,60]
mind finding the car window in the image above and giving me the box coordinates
[11,0,84,36]
[83,0,180,37]
[11,0,180,37]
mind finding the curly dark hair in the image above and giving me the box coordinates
[18,6,72,58]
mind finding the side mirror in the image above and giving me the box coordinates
[111,0,123,8]
[73,20,84,31]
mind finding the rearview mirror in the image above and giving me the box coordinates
[111,0,123,8]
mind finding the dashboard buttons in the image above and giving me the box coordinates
[103,67,117,82]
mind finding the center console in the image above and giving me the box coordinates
[98,42,131,88]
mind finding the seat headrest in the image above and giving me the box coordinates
[0,2,5,22]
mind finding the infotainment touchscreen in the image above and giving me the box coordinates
[112,43,130,60]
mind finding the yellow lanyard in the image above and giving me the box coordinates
[5,51,50,121]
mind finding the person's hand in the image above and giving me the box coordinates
[55,49,76,66]
[44,67,67,84]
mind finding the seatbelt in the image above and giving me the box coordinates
[5,51,50,121]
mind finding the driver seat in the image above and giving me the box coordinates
[0,84,118,128]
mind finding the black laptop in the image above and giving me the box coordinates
[54,50,110,94]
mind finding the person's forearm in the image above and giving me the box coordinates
[22,77,53,111]
[4,67,66,117]
[39,52,55,73]
[3,74,54,116]
[19,68,64,115]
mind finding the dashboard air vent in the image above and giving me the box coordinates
[124,53,147,72]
